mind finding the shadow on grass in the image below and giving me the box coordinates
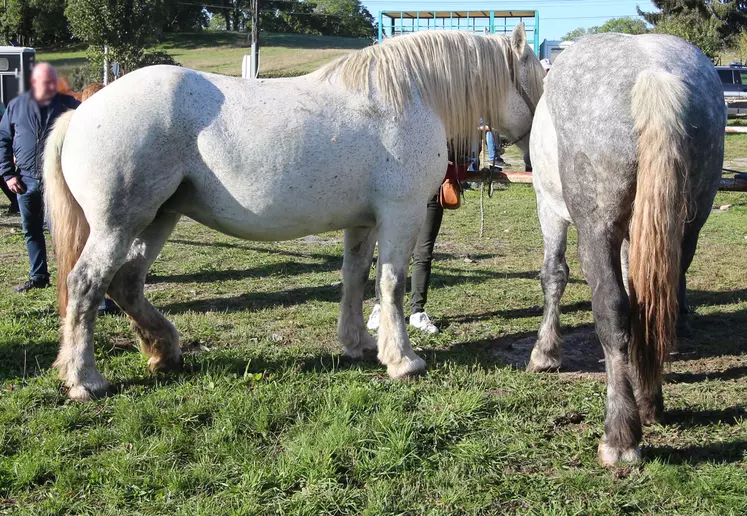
[0,339,59,383]
[645,440,747,465]
[147,259,342,284]
[157,267,545,314]
[167,238,342,260]
[662,406,747,429]
[666,366,747,383]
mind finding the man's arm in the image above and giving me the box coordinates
[0,104,16,180]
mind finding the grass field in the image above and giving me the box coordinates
[2,36,746,513]
[0,161,745,512]
[38,31,371,79]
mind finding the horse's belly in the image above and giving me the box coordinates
[174,181,375,241]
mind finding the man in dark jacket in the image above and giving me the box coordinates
[0,63,80,292]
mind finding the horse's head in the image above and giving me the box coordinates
[499,24,545,157]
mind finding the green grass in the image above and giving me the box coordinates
[37,31,370,80]
[1,174,745,513]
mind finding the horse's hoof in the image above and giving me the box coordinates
[67,379,112,402]
[597,441,641,467]
[676,319,693,339]
[148,353,184,374]
[638,404,663,426]
[526,350,561,372]
[343,333,377,359]
[386,354,426,380]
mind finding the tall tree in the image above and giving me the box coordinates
[314,0,375,38]
[564,17,649,41]
[1,0,69,46]
[66,0,177,76]
[596,17,650,35]
[206,0,249,32]
[639,0,747,44]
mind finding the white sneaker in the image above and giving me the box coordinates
[409,312,439,334]
[367,304,381,331]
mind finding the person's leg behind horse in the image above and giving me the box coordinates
[409,193,443,334]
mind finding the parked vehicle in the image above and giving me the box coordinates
[717,63,747,116]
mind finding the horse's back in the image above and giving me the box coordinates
[60,64,448,240]
[536,33,723,220]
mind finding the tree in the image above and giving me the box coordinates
[654,12,724,58]
[206,0,249,32]
[151,0,208,34]
[596,17,650,35]
[314,0,376,38]
[562,27,594,41]
[639,0,747,46]
[66,0,178,77]
[563,17,649,41]
[0,0,70,46]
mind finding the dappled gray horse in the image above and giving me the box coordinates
[528,34,724,465]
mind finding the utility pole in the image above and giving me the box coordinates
[250,0,259,78]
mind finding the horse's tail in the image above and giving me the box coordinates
[628,69,690,392]
[43,110,89,318]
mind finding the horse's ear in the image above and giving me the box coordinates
[511,23,527,55]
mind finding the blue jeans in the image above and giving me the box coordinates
[486,131,498,162]
[17,176,49,284]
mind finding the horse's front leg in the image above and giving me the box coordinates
[376,217,426,379]
[528,196,570,372]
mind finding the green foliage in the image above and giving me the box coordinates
[0,0,69,46]
[563,17,649,41]
[654,12,724,58]
[639,0,747,55]
[597,17,650,35]
[737,30,747,63]
[65,0,182,76]
[563,27,593,41]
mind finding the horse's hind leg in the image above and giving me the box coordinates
[528,197,570,372]
[338,226,378,358]
[676,221,704,338]
[55,230,136,401]
[107,213,182,372]
[376,217,426,379]
[576,224,642,465]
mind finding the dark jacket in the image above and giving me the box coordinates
[0,91,80,180]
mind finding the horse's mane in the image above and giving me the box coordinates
[318,30,535,150]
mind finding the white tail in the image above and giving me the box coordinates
[628,70,690,392]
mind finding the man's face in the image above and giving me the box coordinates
[31,68,58,104]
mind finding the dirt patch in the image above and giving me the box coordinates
[493,327,607,381]
[495,328,747,384]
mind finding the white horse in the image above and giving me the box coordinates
[44,26,545,401]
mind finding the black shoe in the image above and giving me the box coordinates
[6,204,19,215]
[98,297,122,316]
[14,280,50,293]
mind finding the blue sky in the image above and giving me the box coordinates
[361,0,657,40]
